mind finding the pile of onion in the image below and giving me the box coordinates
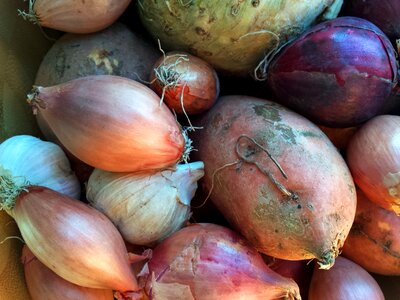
[139,223,301,300]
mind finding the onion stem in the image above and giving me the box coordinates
[18,0,39,25]
[0,167,29,212]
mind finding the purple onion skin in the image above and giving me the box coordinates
[344,0,400,41]
[268,17,398,128]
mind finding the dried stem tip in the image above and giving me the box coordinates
[0,167,29,212]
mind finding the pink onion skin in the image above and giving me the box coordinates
[32,0,131,34]
[268,17,397,128]
[140,223,301,300]
[346,115,400,214]
[12,186,139,292]
[22,245,114,300]
[150,52,220,115]
[343,0,400,41]
[309,256,384,300]
[265,257,313,300]
[342,189,400,275]
[29,75,185,172]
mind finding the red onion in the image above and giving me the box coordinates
[22,245,114,300]
[0,169,140,296]
[268,17,397,127]
[342,189,400,275]
[150,51,220,115]
[139,223,301,300]
[309,256,384,300]
[27,75,188,172]
[344,0,400,41]
[346,115,400,214]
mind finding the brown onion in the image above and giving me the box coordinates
[317,125,358,150]
[0,171,140,295]
[139,223,301,300]
[268,17,397,127]
[19,0,131,34]
[150,52,219,115]
[342,189,400,275]
[346,115,400,214]
[27,75,188,172]
[22,245,114,300]
[309,256,384,300]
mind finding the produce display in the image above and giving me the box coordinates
[1,0,400,299]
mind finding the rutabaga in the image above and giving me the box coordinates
[0,135,80,199]
[86,162,204,246]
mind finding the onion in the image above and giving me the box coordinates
[18,0,131,34]
[22,245,114,300]
[342,189,400,275]
[27,75,189,172]
[150,51,219,115]
[0,170,140,296]
[264,257,313,300]
[346,115,400,214]
[309,256,384,300]
[343,0,400,41]
[317,125,358,150]
[86,162,204,246]
[0,135,80,199]
[139,223,301,300]
[267,17,398,127]
[138,0,342,75]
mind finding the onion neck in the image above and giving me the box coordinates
[17,0,40,25]
[27,86,47,115]
[0,166,29,216]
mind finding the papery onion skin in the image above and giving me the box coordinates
[343,0,400,41]
[346,115,400,214]
[193,95,356,268]
[22,245,114,300]
[0,135,80,199]
[28,75,186,172]
[268,17,398,127]
[342,189,400,275]
[140,223,301,300]
[86,162,204,246]
[138,0,342,75]
[150,52,220,115]
[26,0,131,34]
[309,256,384,300]
[6,186,139,292]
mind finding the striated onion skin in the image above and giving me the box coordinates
[150,52,220,115]
[22,245,114,300]
[139,223,301,300]
[86,162,204,246]
[268,17,398,127]
[193,96,357,268]
[7,186,139,293]
[346,115,400,214]
[22,0,131,34]
[343,0,400,41]
[309,256,384,300]
[342,189,400,275]
[28,75,186,172]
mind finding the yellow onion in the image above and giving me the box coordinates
[0,135,80,199]
[19,0,131,34]
[22,245,114,300]
[87,162,204,246]
[0,170,140,296]
[27,75,189,172]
